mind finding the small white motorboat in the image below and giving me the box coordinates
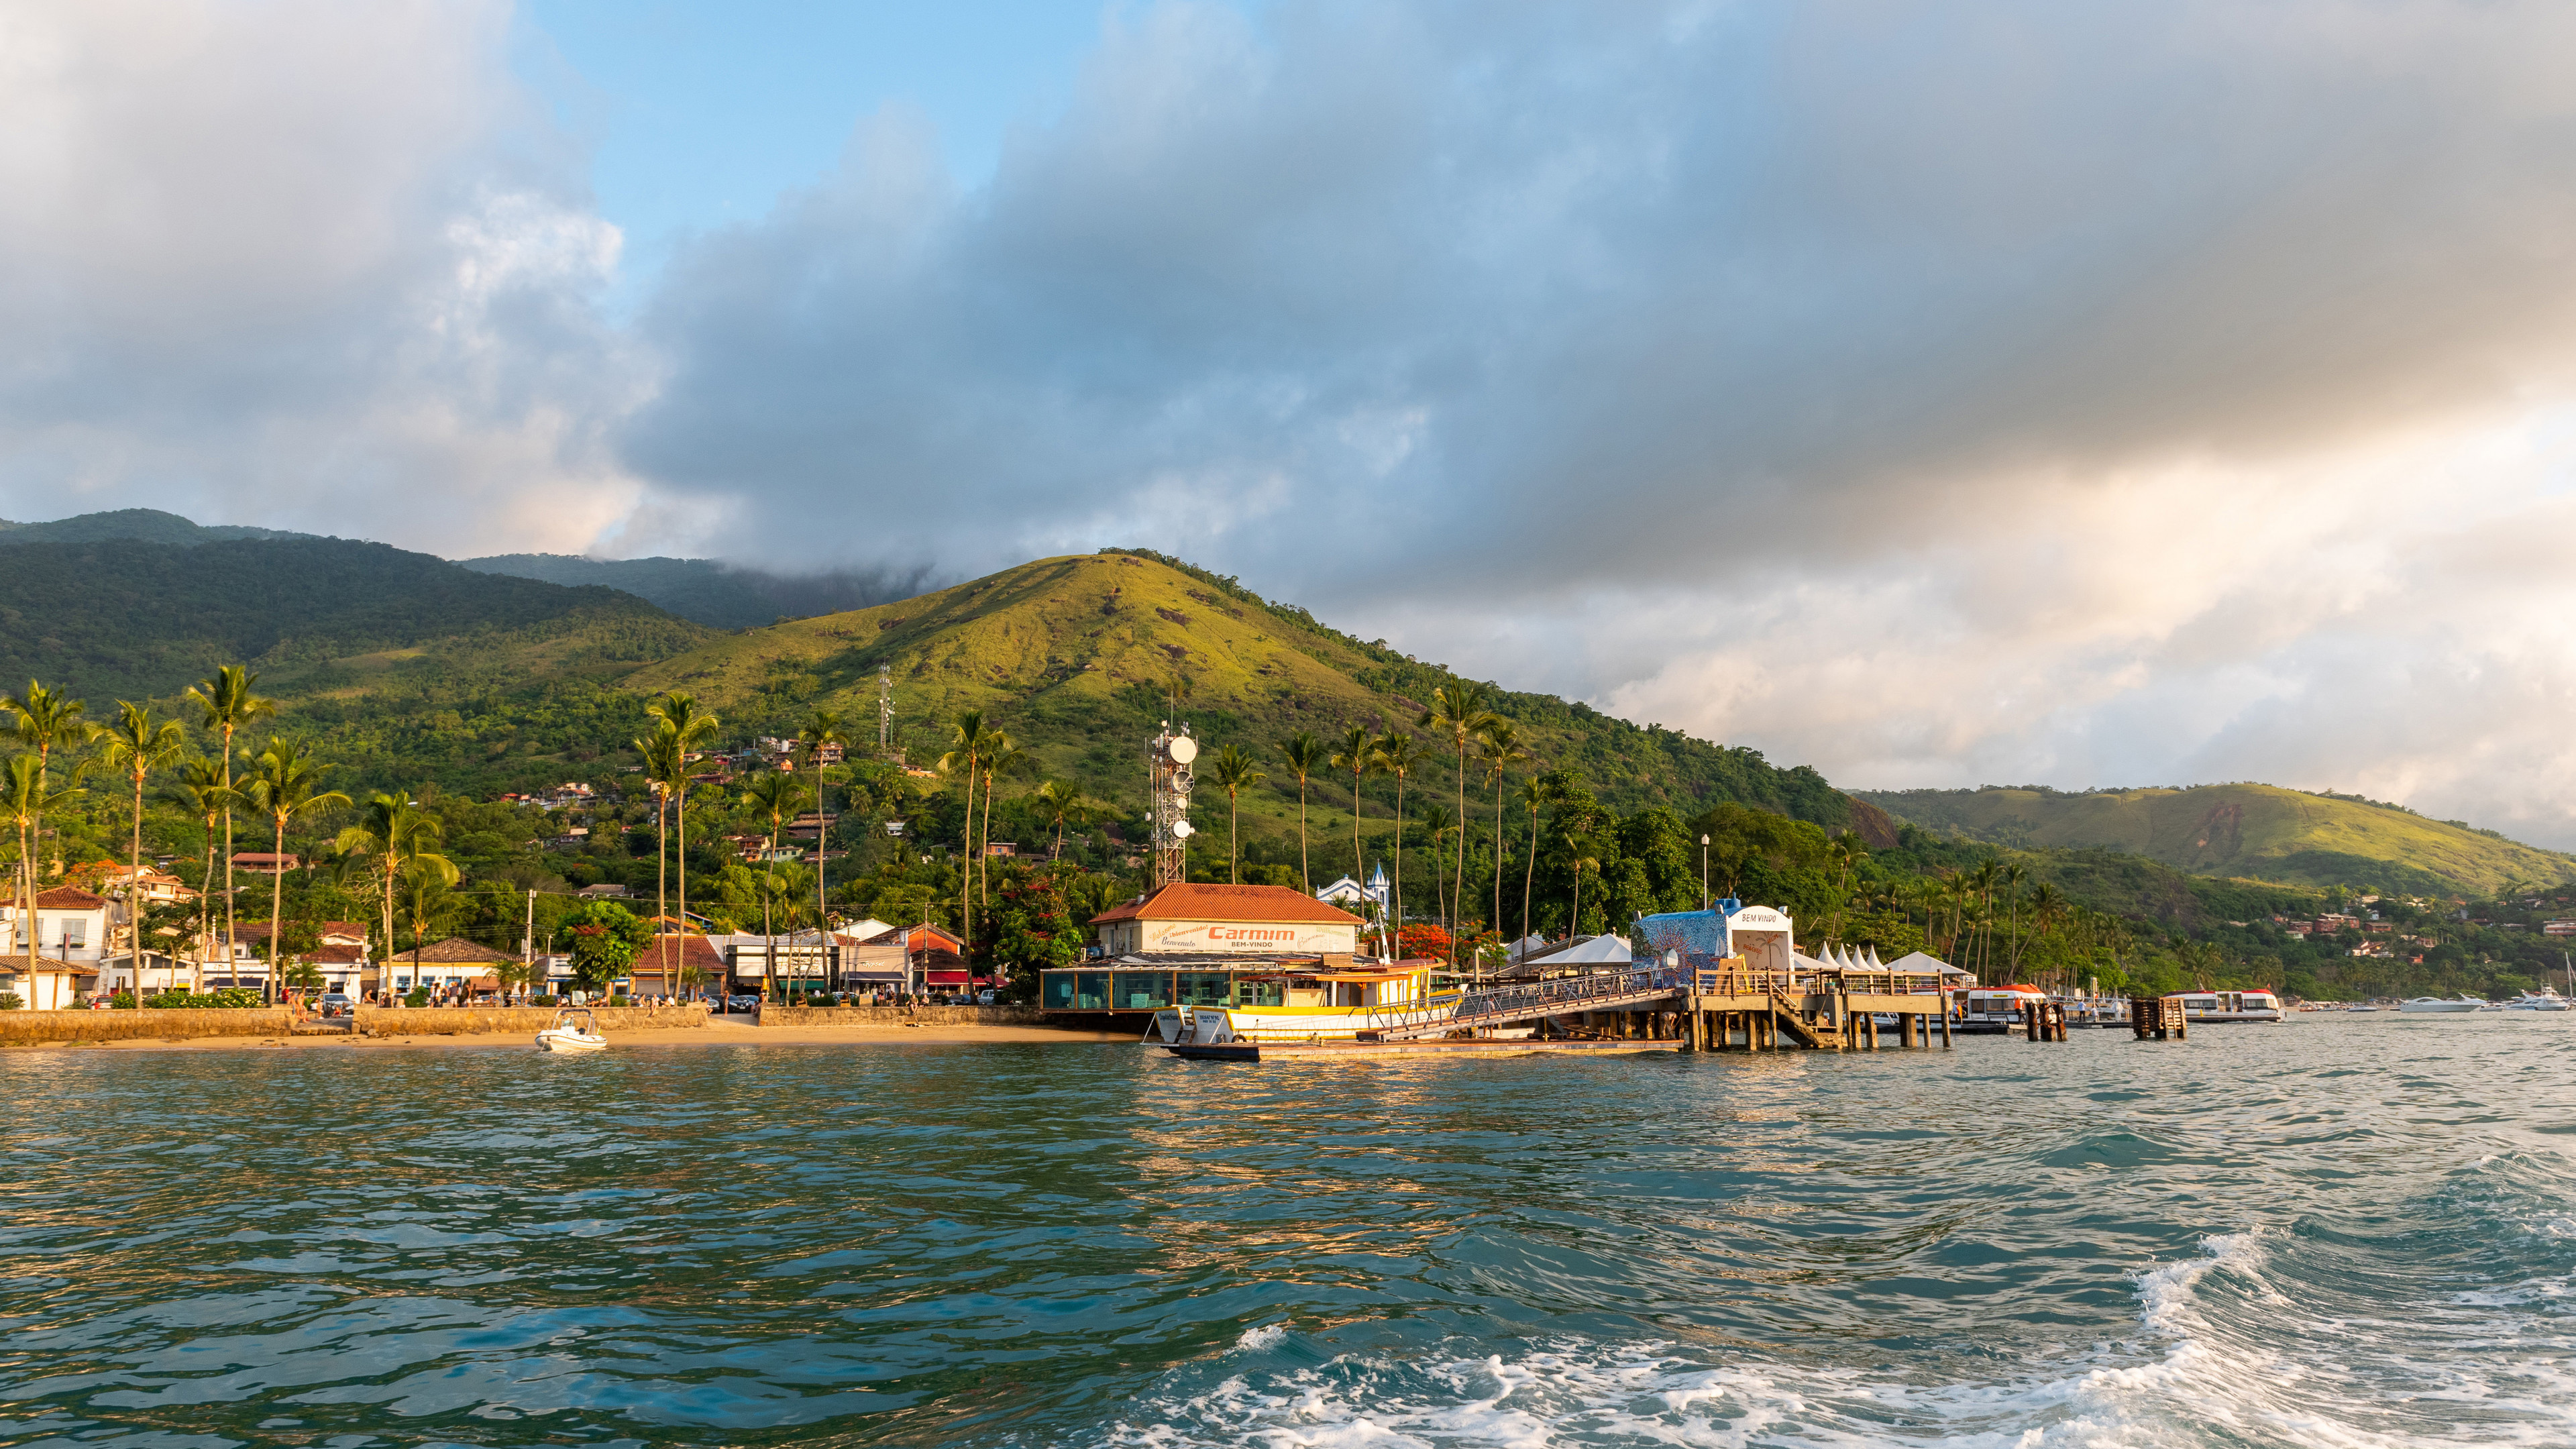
[535,1007,608,1051]
[2506,987,2571,1012]
[2398,996,2487,1014]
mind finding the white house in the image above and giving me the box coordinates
[0,886,113,968]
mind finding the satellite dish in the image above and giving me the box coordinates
[1171,819,1195,839]
[1167,736,1198,764]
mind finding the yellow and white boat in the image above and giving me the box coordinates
[1149,963,1456,1053]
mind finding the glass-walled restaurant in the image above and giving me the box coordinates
[1044,964,1296,1014]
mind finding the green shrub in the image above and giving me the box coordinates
[405,987,430,1008]
[140,987,264,1009]
[109,989,138,1009]
[0,991,20,1010]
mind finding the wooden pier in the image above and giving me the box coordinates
[1362,961,1955,1053]
[2129,996,2188,1040]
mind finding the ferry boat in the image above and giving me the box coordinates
[1951,983,2048,1034]
[2175,987,2285,1024]
[1145,961,1456,1046]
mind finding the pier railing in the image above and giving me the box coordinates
[1368,963,1700,1039]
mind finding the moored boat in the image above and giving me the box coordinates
[2504,987,2571,1012]
[535,1007,608,1051]
[1951,984,2048,1034]
[2398,995,2487,1014]
[2177,987,2286,1024]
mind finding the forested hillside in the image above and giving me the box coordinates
[460,553,928,631]
[1861,784,2575,898]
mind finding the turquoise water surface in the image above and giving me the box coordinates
[3,1017,2573,1446]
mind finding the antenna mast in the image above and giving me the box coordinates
[877,664,893,761]
[1148,721,1197,888]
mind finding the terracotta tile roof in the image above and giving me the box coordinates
[30,887,106,910]
[629,934,725,978]
[857,924,965,953]
[311,943,367,964]
[399,937,515,964]
[1090,883,1362,927]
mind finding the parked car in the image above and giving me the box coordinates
[976,989,996,1006]
[315,993,355,1018]
[727,994,761,1013]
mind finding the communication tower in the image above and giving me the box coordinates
[1148,721,1197,888]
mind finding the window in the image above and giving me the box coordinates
[62,920,86,949]
[1044,973,1077,1009]
[1113,972,1171,1010]
[1176,972,1230,1006]
[1234,977,1284,1008]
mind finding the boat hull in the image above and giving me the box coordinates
[535,1031,607,1051]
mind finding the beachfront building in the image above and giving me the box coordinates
[0,889,113,999]
[390,938,515,998]
[629,934,724,1001]
[1041,883,1370,1024]
[0,955,95,1009]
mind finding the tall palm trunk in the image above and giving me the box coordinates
[814,774,830,967]
[196,822,213,994]
[1350,768,1364,880]
[676,780,691,953]
[655,788,668,940]
[979,769,996,963]
[1570,859,1584,939]
[219,724,237,994]
[1489,773,1506,971]
[1296,778,1309,894]
[269,813,288,996]
[128,767,144,998]
[959,765,976,960]
[1521,802,1540,942]
[1391,773,1406,940]
[1452,753,1468,963]
[763,816,779,1004]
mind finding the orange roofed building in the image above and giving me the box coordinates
[1090,883,1363,957]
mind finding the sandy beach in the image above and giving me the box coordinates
[13,1020,1136,1053]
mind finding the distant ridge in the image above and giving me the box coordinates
[459,553,935,631]
[1860,783,2576,896]
[0,507,319,547]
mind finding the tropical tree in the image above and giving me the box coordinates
[976,734,1033,920]
[241,739,350,1002]
[335,792,449,987]
[172,759,237,992]
[1825,833,1871,943]
[938,709,999,959]
[182,667,276,982]
[743,769,814,995]
[559,899,651,997]
[1565,839,1601,939]
[1372,731,1419,930]
[1417,803,1457,930]
[1277,731,1326,893]
[1205,744,1267,885]
[635,722,683,931]
[395,853,464,1000]
[1475,719,1532,955]
[1516,774,1561,943]
[1418,684,1498,963]
[1330,724,1376,883]
[645,692,720,945]
[796,708,853,941]
[1031,779,1091,861]
[0,755,80,986]
[95,702,185,988]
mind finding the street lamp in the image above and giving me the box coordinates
[1701,835,1711,910]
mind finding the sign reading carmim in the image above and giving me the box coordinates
[1090,883,1363,957]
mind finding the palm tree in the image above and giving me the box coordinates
[1566,840,1601,939]
[183,668,277,981]
[335,792,447,999]
[396,853,462,1000]
[796,709,853,948]
[635,723,684,935]
[1032,779,1090,861]
[4,682,95,949]
[0,755,80,989]
[1417,803,1457,935]
[1825,833,1870,943]
[1205,745,1266,884]
[744,769,814,1000]
[645,692,720,947]
[1474,720,1531,958]
[1515,774,1560,943]
[96,702,185,994]
[1417,684,1497,964]
[1330,724,1375,883]
[240,740,350,1002]
[2013,881,2061,976]
[938,709,998,957]
[1276,731,1326,894]
[1372,731,1419,932]
[173,759,235,994]
[977,734,1033,924]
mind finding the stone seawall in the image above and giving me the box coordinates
[354,1004,712,1036]
[0,1008,298,1042]
[761,1004,1048,1028]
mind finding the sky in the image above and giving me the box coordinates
[8,1,2576,845]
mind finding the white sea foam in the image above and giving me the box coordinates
[1108,1230,2575,1448]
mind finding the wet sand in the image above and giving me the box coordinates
[20,1020,1136,1053]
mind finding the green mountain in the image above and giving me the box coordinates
[629,548,1891,841]
[1860,784,2576,897]
[0,507,319,547]
[458,553,928,631]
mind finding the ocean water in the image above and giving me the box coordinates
[3,1017,2573,1448]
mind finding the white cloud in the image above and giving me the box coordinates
[15,1,2576,843]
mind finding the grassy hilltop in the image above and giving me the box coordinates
[1860,784,2576,896]
[630,549,1886,843]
